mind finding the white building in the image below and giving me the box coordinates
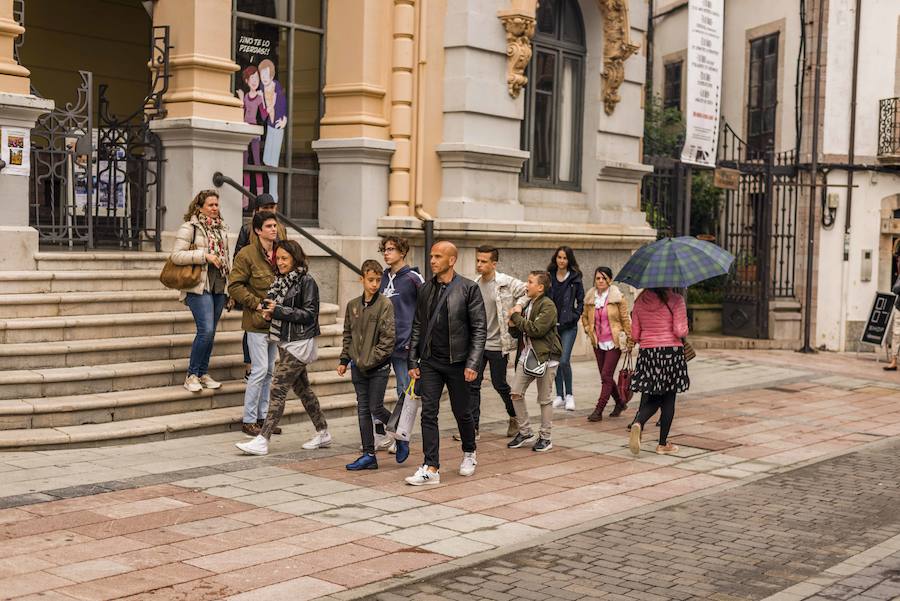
[650,0,900,351]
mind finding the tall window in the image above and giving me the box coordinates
[233,0,325,223]
[747,32,779,155]
[521,0,585,188]
[663,61,683,111]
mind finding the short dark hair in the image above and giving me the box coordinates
[275,239,307,270]
[476,245,499,262]
[252,210,278,233]
[529,270,551,293]
[378,236,409,257]
[361,259,383,276]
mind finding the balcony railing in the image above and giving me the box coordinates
[878,97,900,158]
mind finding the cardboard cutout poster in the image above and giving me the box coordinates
[235,21,285,209]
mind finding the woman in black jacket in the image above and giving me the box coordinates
[236,240,330,456]
[547,246,585,411]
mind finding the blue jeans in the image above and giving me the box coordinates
[392,355,411,399]
[554,323,578,397]
[184,292,226,377]
[243,331,277,424]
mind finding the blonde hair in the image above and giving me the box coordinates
[184,189,219,222]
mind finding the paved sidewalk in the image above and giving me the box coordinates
[0,350,897,600]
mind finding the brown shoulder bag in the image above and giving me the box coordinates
[160,225,203,290]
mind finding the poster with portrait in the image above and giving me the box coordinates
[1,127,30,176]
[235,19,285,208]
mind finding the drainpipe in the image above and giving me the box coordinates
[800,0,826,353]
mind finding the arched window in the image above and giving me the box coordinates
[521,0,586,189]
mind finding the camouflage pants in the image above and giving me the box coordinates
[261,349,328,439]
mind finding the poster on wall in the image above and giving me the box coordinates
[1,127,30,176]
[680,0,724,168]
[235,20,285,208]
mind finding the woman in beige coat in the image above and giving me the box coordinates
[170,190,233,393]
[581,266,632,421]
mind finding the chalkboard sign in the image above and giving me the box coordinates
[861,292,898,345]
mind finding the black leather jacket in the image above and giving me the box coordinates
[408,273,487,372]
[270,272,321,342]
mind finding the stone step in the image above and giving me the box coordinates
[0,389,398,450]
[0,351,357,400]
[0,290,185,318]
[0,305,339,343]
[0,325,344,370]
[0,270,166,294]
[34,251,169,271]
[0,370,393,431]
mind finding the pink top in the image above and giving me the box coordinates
[595,306,613,344]
[630,291,689,349]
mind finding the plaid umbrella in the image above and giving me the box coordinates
[614,236,735,289]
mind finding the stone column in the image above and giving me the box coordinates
[0,0,53,269]
[148,0,260,243]
[312,0,395,237]
[436,0,529,221]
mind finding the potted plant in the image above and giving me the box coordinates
[687,277,725,334]
[735,252,758,283]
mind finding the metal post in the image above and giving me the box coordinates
[800,0,826,354]
[683,164,693,237]
[423,219,434,281]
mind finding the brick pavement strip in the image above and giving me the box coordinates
[368,440,900,601]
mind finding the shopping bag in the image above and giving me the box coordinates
[617,350,634,403]
[387,380,419,441]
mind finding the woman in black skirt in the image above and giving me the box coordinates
[627,288,690,455]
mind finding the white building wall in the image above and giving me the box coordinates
[816,0,900,351]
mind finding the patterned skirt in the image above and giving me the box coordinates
[630,346,690,395]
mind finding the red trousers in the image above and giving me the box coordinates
[593,347,623,409]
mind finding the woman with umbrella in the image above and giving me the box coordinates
[616,237,734,456]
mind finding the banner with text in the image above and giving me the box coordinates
[680,0,724,167]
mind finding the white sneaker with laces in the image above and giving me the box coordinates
[375,433,394,451]
[184,374,202,393]
[405,465,440,486]
[459,452,477,476]
[552,396,564,409]
[235,434,268,456]
[565,394,576,411]
[199,374,222,389]
[302,430,332,450]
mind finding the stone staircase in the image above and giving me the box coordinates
[0,252,386,450]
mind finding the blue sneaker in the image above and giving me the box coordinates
[346,454,378,471]
[395,440,410,464]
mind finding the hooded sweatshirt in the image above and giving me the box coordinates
[379,264,425,359]
[630,290,689,349]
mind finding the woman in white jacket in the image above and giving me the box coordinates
[170,190,233,393]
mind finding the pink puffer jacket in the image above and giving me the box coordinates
[630,291,688,349]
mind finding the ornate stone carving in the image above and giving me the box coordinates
[498,10,536,99]
[599,0,640,115]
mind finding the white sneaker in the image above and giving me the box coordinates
[459,452,477,477]
[236,434,268,456]
[375,433,394,451]
[565,394,576,411]
[552,396,564,409]
[302,430,332,450]
[405,465,440,486]
[388,440,397,454]
[199,374,222,390]
[184,374,202,393]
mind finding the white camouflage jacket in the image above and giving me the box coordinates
[475,271,528,355]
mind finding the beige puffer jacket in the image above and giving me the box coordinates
[169,215,232,301]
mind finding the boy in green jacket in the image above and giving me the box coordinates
[506,271,562,452]
[338,260,409,469]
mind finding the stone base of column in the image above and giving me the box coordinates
[435,143,529,221]
[312,137,395,237]
[149,117,261,238]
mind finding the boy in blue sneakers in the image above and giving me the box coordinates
[339,260,410,469]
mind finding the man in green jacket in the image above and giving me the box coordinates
[227,211,279,437]
[506,270,562,452]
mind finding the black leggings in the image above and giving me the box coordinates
[634,391,676,445]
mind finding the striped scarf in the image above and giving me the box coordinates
[195,214,229,276]
[266,268,306,341]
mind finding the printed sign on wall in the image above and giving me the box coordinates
[1,127,30,176]
[680,0,724,168]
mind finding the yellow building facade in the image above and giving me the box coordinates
[0,0,654,304]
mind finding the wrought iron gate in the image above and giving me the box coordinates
[28,26,170,250]
[717,125,798,338]
[640,156,687,239]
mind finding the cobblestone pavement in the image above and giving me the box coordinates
[367,440,900,601]
[0,350,898,600]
